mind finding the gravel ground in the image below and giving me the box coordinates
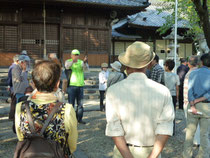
[0,99,208,158]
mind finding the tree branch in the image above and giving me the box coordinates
[192,0,205,14]
[203,0,207,9]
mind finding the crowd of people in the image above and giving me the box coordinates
[7,42,210,158]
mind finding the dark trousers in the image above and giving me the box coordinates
[67,86,84,122]
[8,92,17,133]
[99,90,105,111]
[9,92,16,120]
[178,85,184,109]
[172,96,177,135]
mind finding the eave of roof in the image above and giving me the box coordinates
[2,0,150,9]
[112,30,142,40]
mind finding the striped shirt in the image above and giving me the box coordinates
[105,72,175,146]
[150,63,165,84]
[183,67,197,103]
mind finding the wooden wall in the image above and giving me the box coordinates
[0,5,111,66]
[112,39,194,62]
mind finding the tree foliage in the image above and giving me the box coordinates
[157,0,210,48]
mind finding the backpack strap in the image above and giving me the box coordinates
[40,102,63,136]
[25,101,36,134]
[24,101,63,136]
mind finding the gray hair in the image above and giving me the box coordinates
[13,54,19,62]
[188,55,199,66]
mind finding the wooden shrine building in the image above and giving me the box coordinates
[0,0,149,66]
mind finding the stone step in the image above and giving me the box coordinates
[0,90,9,97]
[0,77,7,82]
[84,84,98,89]
[0,86,7,91]
[84,88,99,94]
[0,96,9,101]
[84,93,99,100]
[84,80,99,86]
[0,82,7,86]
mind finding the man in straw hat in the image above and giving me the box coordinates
[105,41,175,158]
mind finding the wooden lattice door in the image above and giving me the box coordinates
[21,23,59,59]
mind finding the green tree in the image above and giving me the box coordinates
[157,0,210,48]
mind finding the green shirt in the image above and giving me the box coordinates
[67,59,84,87]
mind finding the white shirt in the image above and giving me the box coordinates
[99,70,109,91]
[164,72,180,96]
[105,72,175,146]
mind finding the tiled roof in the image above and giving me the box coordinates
[127,6,188,28]
[113,2,188,29]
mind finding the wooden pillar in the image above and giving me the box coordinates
[17,8,22,53]
[59,10,63,60]
[108,22,112,65]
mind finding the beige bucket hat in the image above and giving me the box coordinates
[118,41,155,69]
[101,62,108,68]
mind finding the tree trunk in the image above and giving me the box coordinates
[192,0,210,49]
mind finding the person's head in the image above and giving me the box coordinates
[18,55,30,69]
[149,54,159,67]
[48,53,57,60]
[118,41,155,75]
[154,54,159,63]
[200,53,210,67]
[34,58,43,65]
[164,59,175,71]
[188,55,199,68]
[13,54,19,64]
[101,63,108,71]
[32,60,61,92]
[71,49,80,61]
[110,61,122,72]
[21,50,27,55]
[180,58,187,65]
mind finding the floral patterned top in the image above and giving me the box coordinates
[19,101,70,155]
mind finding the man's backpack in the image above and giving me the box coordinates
[14,101,69,158]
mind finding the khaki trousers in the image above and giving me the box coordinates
[183,102,210,158]
[183,102,200,145]
[113,145,161,158]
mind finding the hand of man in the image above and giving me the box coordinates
[190,105,198,114]
[83,55,88,63]
[21,62,27,71]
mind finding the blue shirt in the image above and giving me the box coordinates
[188,66,210,102]
[7,63,16,87]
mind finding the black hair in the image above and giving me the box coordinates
[165,59,175,71]
[180,58,187,63]
[154,54,159,63]
[200,53,210,67]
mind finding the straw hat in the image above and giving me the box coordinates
[118,41,155,69]
[101,63,108,68]
[110,61,122,72]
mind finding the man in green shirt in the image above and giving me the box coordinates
[65,49,89,124]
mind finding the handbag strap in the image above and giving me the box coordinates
[25,101,36,134]
[24,101,63,135]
